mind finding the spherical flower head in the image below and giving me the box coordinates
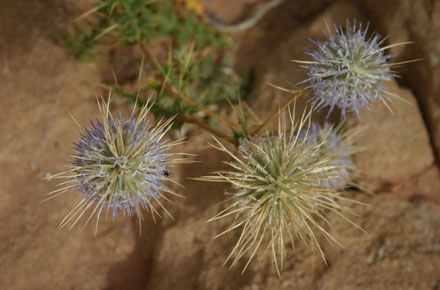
[47,98,186,231]
[297,19,405,119]
[203,108,361,275]
[301,122,356,188]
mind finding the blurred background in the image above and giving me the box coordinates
[1,0,439,289]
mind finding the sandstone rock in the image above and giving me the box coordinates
[361,0,440,163]
[352,80,435,190]
[0,32,145,290]
[398,165,440,204]
[144,191,440,290]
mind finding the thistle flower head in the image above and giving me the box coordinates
[47,97,186,231]
[302,122,358,188]
[203,108,362,275]
[296,19,410,118]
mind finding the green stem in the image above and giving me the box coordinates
[138,41,238,144]
[250,88,308,136]
[138,42,242,130]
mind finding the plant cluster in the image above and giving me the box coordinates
[57,0,249,124]
[48,2,412,275]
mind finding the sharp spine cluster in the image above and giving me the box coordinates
[296,19,410,118]
[301,122,360,188]
[203,107,362,275]
[46,98,186,231]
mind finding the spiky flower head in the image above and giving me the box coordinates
[203,108,362,275]
[46,98,186,231]
[302,122,360,188]
[295,19,411,118]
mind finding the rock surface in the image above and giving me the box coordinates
[1,0,440,290]
[352,80,434,191]
[0,2,146,289]
[361,0,440,162]
[146,192,440,290]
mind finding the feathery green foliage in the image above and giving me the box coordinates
[56,0,249,128]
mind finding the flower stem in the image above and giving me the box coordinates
[138,42,242,131]
[175,115,233,141]
[249,87,308,136]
